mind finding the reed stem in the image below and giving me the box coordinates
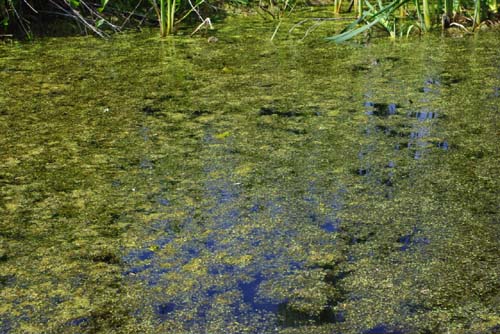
[422,0,432,30]
[160,0,167,36]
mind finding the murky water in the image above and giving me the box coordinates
[0,13,499,334]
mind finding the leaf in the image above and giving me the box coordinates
[326,17,381,43]
[1,17,9,28]
[98,0,109,12]
[327,0,411,42]
[95,18,105,28]
[69,0,81,7]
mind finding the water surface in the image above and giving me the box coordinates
[0,14,499,334]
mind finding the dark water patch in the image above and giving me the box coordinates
[141,106,161,115]
[321,218,341,233]
[286,128,307,135]
[356,168,370,176]
[0,251,8,263]
[257,82,275,88]
[409,111,437,121]
[424,78,440,86]
[238,273,280,313]
[409,127,430,139]
[350,64,371,72]
[155,302,176,320]
[139,159,154,170]
[374,125,403,137]
[249,203,264,213]
[125,249,155,262]
[397,228,430,251]
[139,126,150,141]
[0,275,15,288]
[382,177,393,187]
[157,94,175,101]
[189,109,211,118]
[278,302,337,327]
[365,102,399,117]
[347,231,375,245]
[65,316,90,328]
[124,263,153,275]
[151,219,183,234]
[395,141,409,150]
[363,324,406,334]
[324,270,351,285]
[158,198,170,206]
[259,107,302,118]
[398,234,412,251]
[90,251,122,264]
[182,244,201,257]
[208,263,236,275]
[384,56,400,62]
[401,301,431,316]
[149,235,173,250]
[440,75,463,86]
[207,185,240,205]
[436,141,449,150]
[418,87,434,93]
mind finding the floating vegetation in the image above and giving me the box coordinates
[0,16,499,334]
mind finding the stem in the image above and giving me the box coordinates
[445,0,453,16]
[160,0,166,36]
[166,0,172,35]
[415,0,425,29]
[473,0,486,27]
[170,0,176,34]
[422,0,432,31]
[490,0,498,12]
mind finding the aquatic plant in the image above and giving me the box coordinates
[155,0,176,36]
[253,0,299,39]
[0,0,214,38]
[257,0,295,19]
[327,0,500,42]
[152,0,212,36]
[326,0,410,42]
[0,0,118,38]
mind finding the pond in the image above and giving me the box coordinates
[0,12,499,334]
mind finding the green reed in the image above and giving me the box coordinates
[327,0,499,42]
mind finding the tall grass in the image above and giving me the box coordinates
[327,0,500,42]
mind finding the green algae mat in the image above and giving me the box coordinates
[0,14,499,334]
